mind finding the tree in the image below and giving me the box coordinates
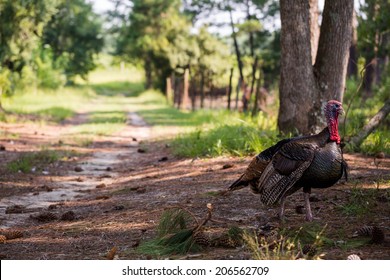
[278,0,354,135]
[0,0,58,108]
[358,0,390,95]
[116,0,190,90]
[42,0,104,82]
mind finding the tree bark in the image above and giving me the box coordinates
[349,100,390,148]
[278,0,317,134]
[181,67,190,110]
[347,9,358,78]
[200,71,205,109]
[229,7,246,111]
[278,0,354,135]
[251,71,262,117]
[229,9,244,83]
[144,55,153,89]
[314,0,353,102]
[249,56,258,101]
[235,78,241,111]
[166,76,173,105]
[227,68,233,110]
[309,0,320,65]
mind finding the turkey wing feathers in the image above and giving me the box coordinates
[257,143,316,205]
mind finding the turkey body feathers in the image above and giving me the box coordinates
[258,128,346,205]
[228,100,347,222]
[229,127,347,205]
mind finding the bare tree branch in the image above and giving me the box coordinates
[349,100,390,148]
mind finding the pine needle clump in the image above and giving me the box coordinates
[137,207,210,257]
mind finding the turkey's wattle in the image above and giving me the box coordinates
[228,100,348,221]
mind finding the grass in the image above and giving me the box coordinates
[172,117,278,157]
[337,186,379,217]
[6,149,75,173]
[2,87,94,122]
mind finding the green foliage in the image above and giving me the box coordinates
[42,0,104,82]
[34,46,66,89]
[0,0,58,72]
[115,0,233,91]
[116,0,185,87]
[191,27,232,87]
[358,0,390,60]
[0,0,59,95]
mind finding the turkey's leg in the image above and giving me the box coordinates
[304,192,313,221]
[278,196,286,220]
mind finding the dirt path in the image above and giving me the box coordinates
[0,111,389,260]
[0,112,150,229]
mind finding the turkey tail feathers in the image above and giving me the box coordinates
[228,174,248,191]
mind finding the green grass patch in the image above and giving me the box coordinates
[68,123,126,136]
[87,111,128,124]
[172,114,278,157]
[35,107,75,122]
[2,87,93,123]
[337,187,378,217]
[6,149,72,173]
[91,81,144,97]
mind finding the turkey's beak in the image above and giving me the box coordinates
[339,107,345,115]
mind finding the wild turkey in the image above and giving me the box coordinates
[229,100,348,221]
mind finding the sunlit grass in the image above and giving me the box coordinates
[68,123,126,136]
[6,149,76,173]
[2,87,94,122]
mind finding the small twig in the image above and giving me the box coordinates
[329,201,343,207]
[194,203,214,232]
[164,205,200,227]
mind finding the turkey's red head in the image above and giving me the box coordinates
[325,100,343,144]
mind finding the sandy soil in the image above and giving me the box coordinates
[0,112,389,260]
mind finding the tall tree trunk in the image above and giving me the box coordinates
[279,0,317,134]
[144,55,153,89]
[229,9,244,82]
[246,0,257,108]
[249,56,258,101]
[309,0,320,65]
[278,0,354,134]
[235,78,241,111]
[200,71,205,109]
[314,0,353,102]
[190,85,196,111]
[347,9,358,77]
[166,76,173,105]
[251,71,262,117]
[363,1,379,96]
[229,7,245,111]
[227,68,233,110]
[181,67,190,110]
